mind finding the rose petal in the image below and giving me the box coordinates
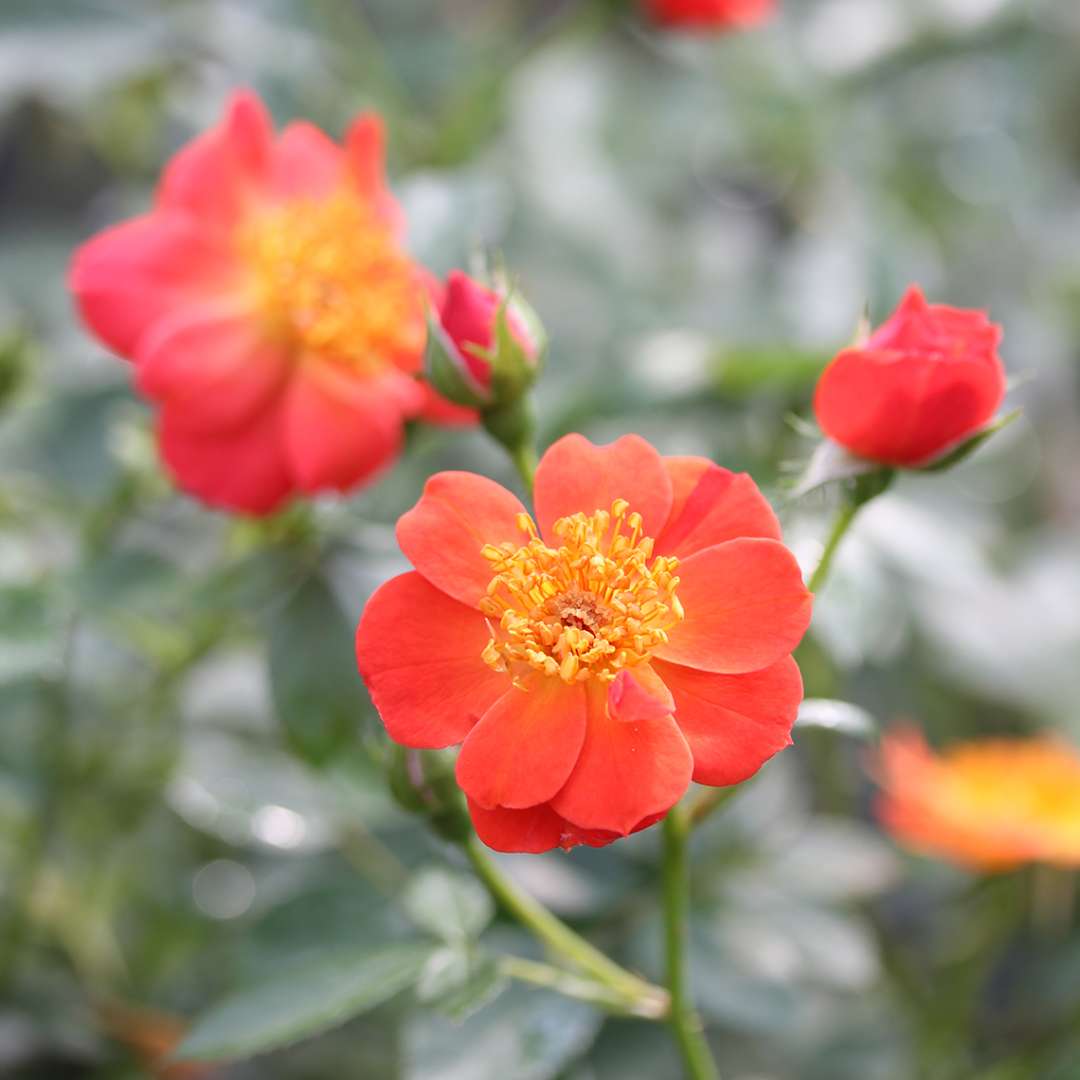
[396,472,530,607]
[284,362,420,495]
[654,655,802,786]
[657,458,781,558]
[456,676,587,810]
[654,538,812,675]
[533,434,673,544]
[551,680,692,834]
[156,89,272,227]
[69,214,236,358]
[356,572,507,748]
[467,799,567,854]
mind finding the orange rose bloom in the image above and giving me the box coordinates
[356,434,812,852]
[876,728,1080,871]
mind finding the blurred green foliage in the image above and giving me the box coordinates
[1,1,1079,1077]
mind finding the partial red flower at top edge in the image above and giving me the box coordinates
[643,0,775,31]
[875,728,1080,872]
[813,286,1006,468]
[432,269,539,402]
[69,90,469,516]
[355,434,812,853]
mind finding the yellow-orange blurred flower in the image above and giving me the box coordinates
[875,728,1080,872]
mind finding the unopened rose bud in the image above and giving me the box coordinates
[425,270,543,410]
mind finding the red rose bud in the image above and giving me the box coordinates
[813,286,1006,468]
[643,0,775,31]
[425,270,543,409]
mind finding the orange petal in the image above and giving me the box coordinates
[456,676,587,810]
[656,458,781,558]
[396,471,530,607]
[533,434,673,544]
[607,665,674,723]
[467,799,567,854]
[654,656,802,786]
[551,680,692,835]
[355,572,507,748]
[653,538,812,674]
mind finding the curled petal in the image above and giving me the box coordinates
[466,799,567,854]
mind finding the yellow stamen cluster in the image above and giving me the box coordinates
[239,190,423,371]
[479,500,683,684]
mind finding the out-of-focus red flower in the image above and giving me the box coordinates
[875,728,1080,872]
[431,270,539,401]
[813,286,1006,468]
[642,0,775,31]
[100,1002,212,1080]
[70,90,463,515]
[356,434,812,853]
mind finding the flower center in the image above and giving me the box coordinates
[238,190,424,371]
[478,500,683,684]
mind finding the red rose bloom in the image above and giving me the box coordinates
[813,286,1006,468]
[643,0,775,31]
[70,90,457,515]
[356,434,812,853]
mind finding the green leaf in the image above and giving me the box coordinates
[790,438,885,499]
[404,866,494,943]
[795,698,877,740]
[267,575,367,767]
[175,942,436,1062]
[417,946,507,1021]
[404,984,602,1080]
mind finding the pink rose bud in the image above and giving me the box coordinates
[426,270,543,409]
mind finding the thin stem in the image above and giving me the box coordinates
[806,499,859,594]
[509,443,538,495]
[464,834,668,1019]
[662,808,720,1080]
[499,955,662,1018]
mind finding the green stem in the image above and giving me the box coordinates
[464,834,668,1019]
[806,499,859,595]
[499,955,661,1018]
[662,808,720,1080]
[509,443,538,495]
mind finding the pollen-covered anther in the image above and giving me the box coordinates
[238,190,422,371]
[478,500,683,683]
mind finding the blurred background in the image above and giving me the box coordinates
[1,0,1080,1077]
